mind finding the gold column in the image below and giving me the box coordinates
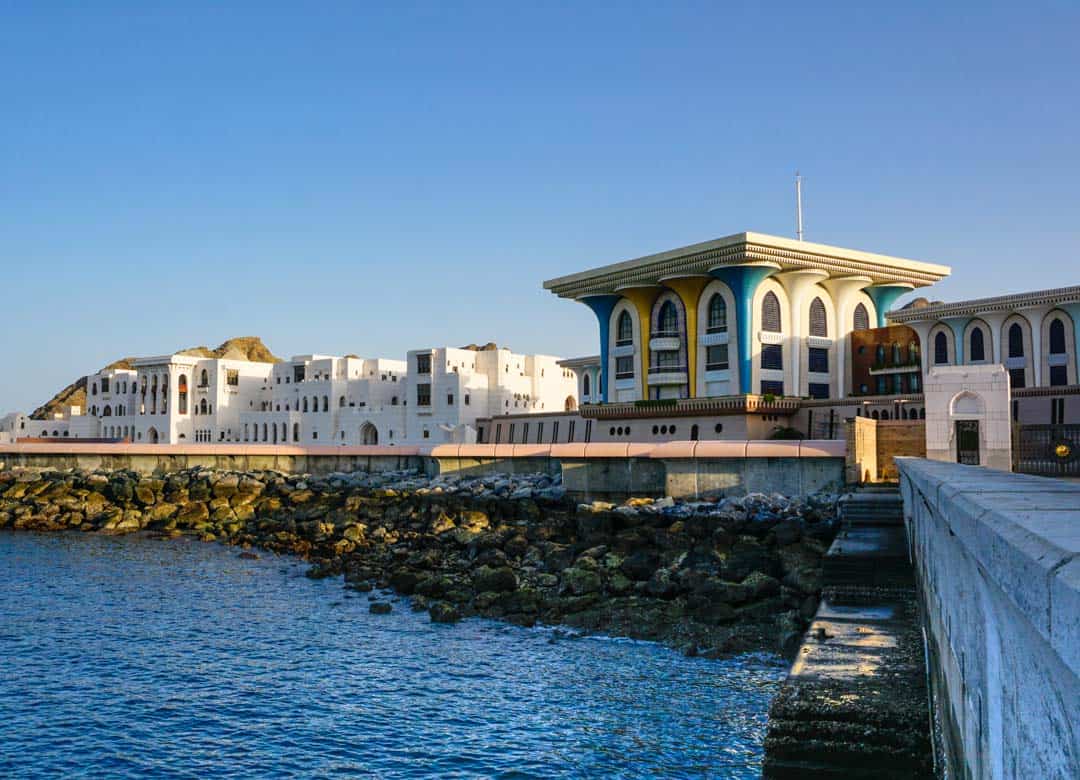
[661,276,710,398]
[618,286,661,399]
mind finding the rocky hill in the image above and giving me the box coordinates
[30,337,281,420]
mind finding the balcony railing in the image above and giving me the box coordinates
[648,365,687,374]
[650,330,680,339]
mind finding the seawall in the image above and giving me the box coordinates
[897,458,1080,777]
[0,440,846,500]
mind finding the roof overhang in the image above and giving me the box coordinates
[543,231,951,300]
[888,285,1080,323]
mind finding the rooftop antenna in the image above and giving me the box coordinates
[795,171,804,241]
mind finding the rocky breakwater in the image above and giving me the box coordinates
[0,467,839,656]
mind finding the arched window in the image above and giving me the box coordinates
[102,405,111,417]
[876,345,886,365]
[91,383,98,396]
[761,291,781,332]
[1049,318,1066,354]
[583,373,591,397]
[970,328,985,362]
[199,398,208,415]
[1008,323,1024,358]
[892,343,901,365]
[200,369,208,387]
[616,311,633,345]
[910,341,920,363]
[178,375,188,414]
[853,303,870,331]
[707,294,727,333]
[339,396,346,408]
[934,331,949,365]
[293,423,300,442]
[656,300,678,336]
[322,396,329,412]
[302,397,309,413]
[808,297,827,337]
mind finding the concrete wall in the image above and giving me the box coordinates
[846,416,878,483]
[0,441,846,500]
[897,458,1080,779]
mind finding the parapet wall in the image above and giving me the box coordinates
[0,441,847,499]
[897,458,1080,778]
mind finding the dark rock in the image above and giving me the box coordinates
[472,565,517,593]
[369,602,392,615]
[429,602,461,624]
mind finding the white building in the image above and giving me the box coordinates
[7,345,577,447]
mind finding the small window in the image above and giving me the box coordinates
[808,382,830,399]
[423,429,430,439]
[1049,319,1067,354]
[226,369,239,386]
[761,344,782,370]
[615,356,635,379]
[760,380,784,396]
[1009,367,1026,389]
[1050,365,1067,387]
[714,423,723,434]
[934,331,949,365]
[1008,323,1024,358]
[808,347,829,374]
[616,311,634,345]
[808,297,827,337]
[705,344,729,371]
[416,353,432,374]
[853,303,870,331]
[969,329,985,362]
[761,292,782,333]
[464,394,470,406]
[706,294,727,333]
[417,384,431,406]
[447,394,454,405]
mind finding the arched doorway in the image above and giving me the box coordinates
[360,423,378,445]
[564,396,577,412]
[147,427,159,444]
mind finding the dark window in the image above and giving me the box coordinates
[808,382,830,399]
[1049,318,1067,354]
[1050,365,1068,386]
[808,297,827,337]
[706,344,729,371]
[552,421,559,442]
[226,369,239,386]
[761,292,782,332]
[653,350,681,369]
[536,423,544,443]
[477,426,485,443]
[616,311,633,345]
[853,303,870,331]
[1009,367,1026,388]
[970,328,985,362]
[1008,323,1024,358]
[417,384,431,406]
[934,331,949,365]
[707,294,727,333]
[416,353,432,374]
[877,376,888,394]
[447,393,454,405]
[808,347,829,373]
[293,365,305,383]
[101,377,110,393]
[760,380,784,396]
[583,374,591,396]
[567,420,576,442]
[761,344,782,370]
[509,424,515,442]
[615,356,635,379]
[464,394,470,406]
[655,300,678,336]
[495,424,502,443]
[911,373,921,392]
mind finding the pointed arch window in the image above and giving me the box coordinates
[853,303,870,331]
[706,294,728,333]
[583,373,591,397]
[178,375,188,414]
[1049,318,1066,354]
[1008,323,1024,358]
[934,331,949,365]
[761,292,782,333]
[970,329,985,362]
[199,369,209,388]
[655,300,678,337]
[616,311,633,346]
[808,297,827,337]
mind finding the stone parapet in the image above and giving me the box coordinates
[897,457,1080,778]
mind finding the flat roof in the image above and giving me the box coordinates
[543,231,951,299]
[888,285,1080,322]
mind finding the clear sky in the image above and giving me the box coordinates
[2,1,1078,413]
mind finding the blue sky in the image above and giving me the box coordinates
[2,1,1078,413]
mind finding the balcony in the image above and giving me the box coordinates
[580,394,801,419]
[868,358,920,376]
[649,335,681,351]
[647,366,688,385]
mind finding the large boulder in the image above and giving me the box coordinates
[560,567,602,596]
[429,602,461,624]
[472,565,517,593]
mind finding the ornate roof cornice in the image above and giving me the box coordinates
[887,285,1080,323]
[543,232,951,299]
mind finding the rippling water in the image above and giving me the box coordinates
[0,531,784,778]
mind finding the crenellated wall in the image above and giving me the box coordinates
[897,458,1080,778]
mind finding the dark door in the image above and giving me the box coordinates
[956,420,980,465]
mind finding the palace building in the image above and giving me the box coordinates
[543,231,950,404]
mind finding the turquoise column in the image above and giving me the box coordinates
[709,265,777,394]
[865,285,913,328]
[579,295,621,403]
[942,316,971,365]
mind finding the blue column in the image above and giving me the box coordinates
[709,265,777,394]
[942,316,971,365]
[578,295,621,403]
[864,285,913,328]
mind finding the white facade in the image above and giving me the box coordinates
[7,346,578,447]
